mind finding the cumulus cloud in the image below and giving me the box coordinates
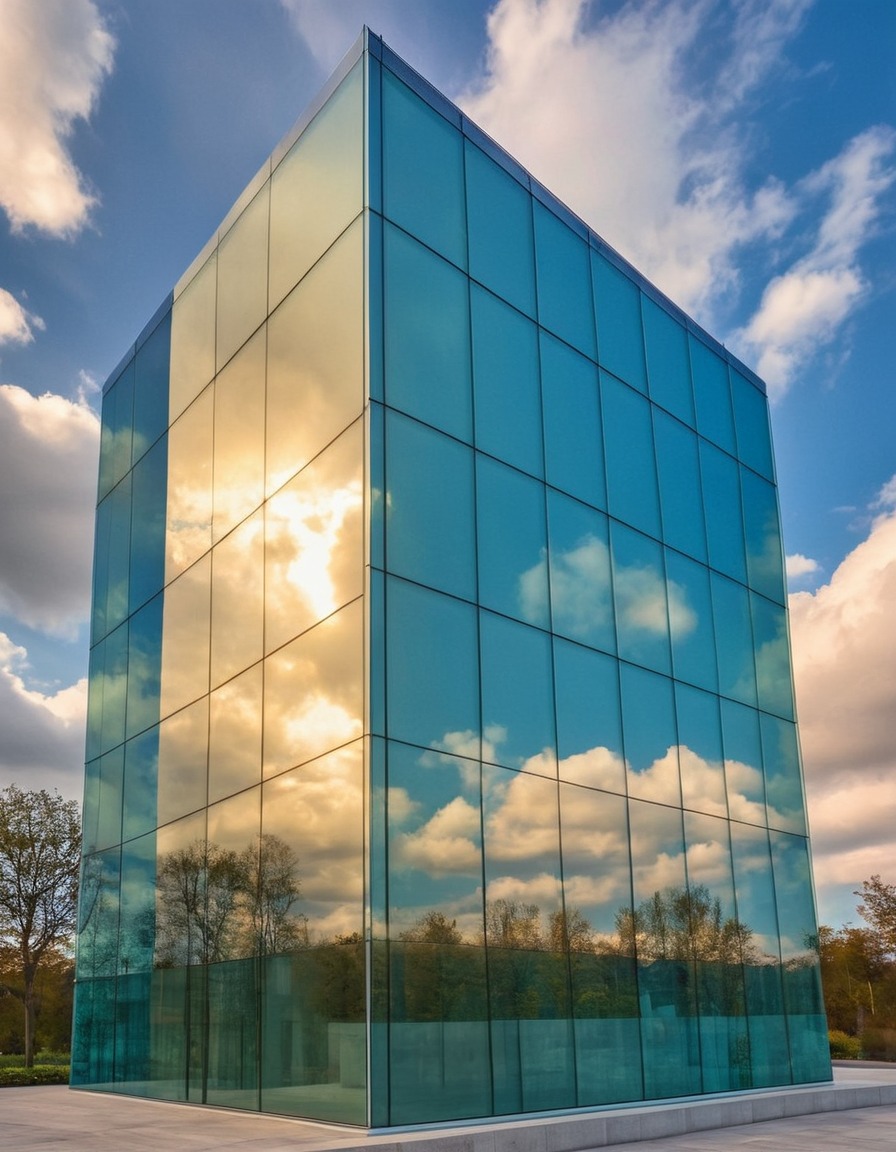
[0,384,99,637]
[0,0,114,235]
[0,288,44,346]
[786,553,820,581]
[790,478,896,916]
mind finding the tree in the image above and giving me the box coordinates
[0,785,80,1066]
[856,875,896,958]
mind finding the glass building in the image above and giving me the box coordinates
[73,28,830,1127]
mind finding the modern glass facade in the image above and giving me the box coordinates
[73,29,830,1127]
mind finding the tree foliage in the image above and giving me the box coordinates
[0,786,80,1066]
[856,875,896,958]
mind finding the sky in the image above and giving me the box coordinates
[0,0,893,932]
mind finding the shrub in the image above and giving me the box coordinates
[860,1027,896,1061]
[828,1029,862,1059]
[0,1065,70,1087]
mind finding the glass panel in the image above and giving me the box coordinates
[212,326,266,542]
[761,714,806,835]
[654,411,706,561]
[385,576,479,756]
[751,594,794,720]
[125,593,163,741]
[700,441,747,583]
[216,182,269,370]
[157,696,209,827]
[642,296,694,425]
[619,664,680,806]
[210,510,264,687]
[471,286,542,477]
[98,362,134,500]
[383,68,465,268]
[205,786,261,961]
[665,550,716,693]
[93,747,124,852]
[265,420,363,654]
[546,490,614,652]
[77,847,121,980]
[129,436,167,616]
[465,139,535,317]
[554,638,624,794]
[741,468,785,604]
[384,410,476,600]
[610,522,671,675]
[133,310,170,463]
[154,810,207,968]
[122,726,159,844]
[160,554,211,720]
[208,665,262,805]
[601,374,660,538]
[690,337,734,454]
[721,699,766,826]
[541,332,604,509]
[480,612,556,773]
[205,957,259,1108]
[100,621,129,756]
[476,455,549,628]
[269,60,363,309]
[675,684,727,818]
[93,474,132,643]
[118,831,157,975]
[266,217,363,495]
[170,251,216,423]
[533,202,596,359]
[166,385,214,580]
[384,223,472,442]
[711,573,757,707]
[262,597,363,778]
[592,252,647,392]
[731,371,774,480]
[263,741,363,944]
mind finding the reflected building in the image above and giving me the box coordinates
[73,28,831,1126]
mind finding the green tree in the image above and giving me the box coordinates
[856,875,896,958]
[0,786,80,1066]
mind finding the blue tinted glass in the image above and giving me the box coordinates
[540,333,605,509]
[601,374,661,537]
[77,848,121,979]
[125,593,163,740]
[122,728,159,843]
[465,140,535,316]
[91,496,111,646]
[133,310,170,463]
[711,573,757,707]
[751,594,794,720]
[98,361,134,501]
[654,411,706,561]
[386,577,479,754]
[471,286,542,476]
[118,832,156,973]
[761,714,806,835]
[129,436,168,615]
[554,639,624,792]
[94,747,124,851]
[675,684,727,817]
[642,296,694,425]
[610,522,671,675]
[92,477,132,645]
[592,252,647,392]
[620,664,679,805]
[731,371,774,480]
[384,224,472,441]
[546,489,614,652]
[664,550,716,692]
[741,469,785,604]
[480,611,556,772]
[101,622,129,755]
[385,410,476,600]
[720,698,765,823]
[477,455,549,628]
[690,337,735,453]
[533,202,596,359]
[700,441,746,583]
[382,69,465,267]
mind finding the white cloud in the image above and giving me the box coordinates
[0,632,87,798]
[790,486,896,918]
[0,288,43,346]
[0,384,99,637]
[786,553,820,580]
[0,0,114,235]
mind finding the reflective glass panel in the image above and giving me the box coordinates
[266,217,363,495]
[208,665,262,805]
[592,253,647,392]
[125,593,163,741]
[477,455,549,628]
[465,140,535,317]
[642,296,694,425]
[117,832,156,975]
[157,696,208,827]
[711,573,757,707]
[154,810,207,968]
[129,436,167,616]
[533,202,596,359]
[731,371,774,480]
[654,411,706,562]
[601,374,660,538]
[383,69,465,267]
[160,554,211,720]
[170,252,216,423]
[122,726,159,842]
[93,474,131,643]
[751,594,794,720]
[212,326,266,542]
[690,337,734,454]
[610,522,671,675]
[93,747,124,852]
[741,468,785,604]
[546,490,614,652]
[384,410,475,600]
[98,362,134,500]
[554,638,624,794]
[761,713,806,835]
[166,385,213,580]
[471,286,542,477]
[675,683,727,818]
[133,310,170,462]
[269,61,363,309]
[205,786,261,961]
[540,332,605,510]
[77,848,121,979]
[94,624,128,758]
[480,611,556,773]
[700,441,747,584]
[384,223,472,442]
[216,182,269,371]
[210,510,264,687]
[721,699,766,826]
[665,550,717,693]
[620,663,680,806]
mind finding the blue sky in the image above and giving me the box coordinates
[0,0,893,930]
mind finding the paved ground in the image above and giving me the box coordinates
[1,1066,893,1152]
